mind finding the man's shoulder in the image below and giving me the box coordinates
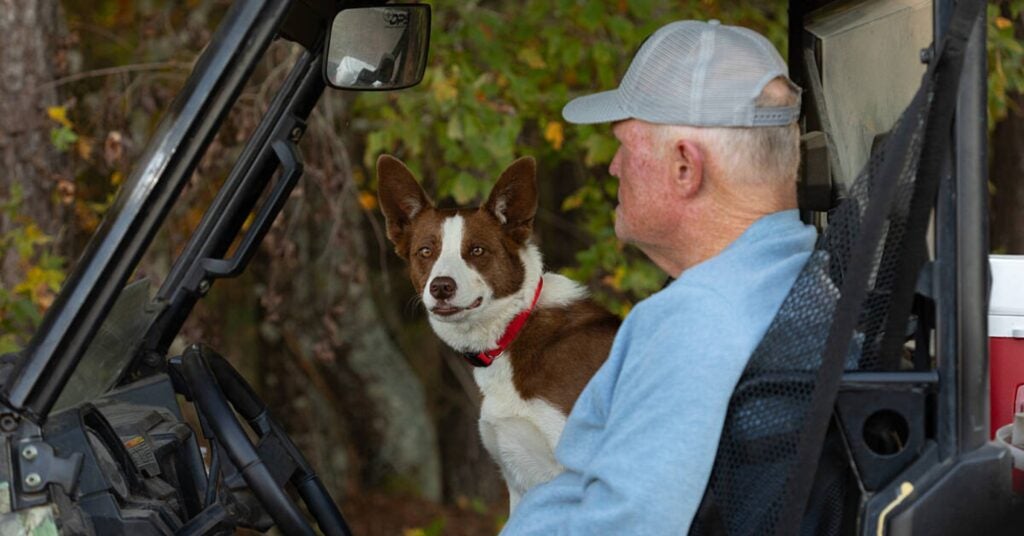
[629,214,816,335]
[628,282,737,332]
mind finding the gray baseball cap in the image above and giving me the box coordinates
[562,20,801,127]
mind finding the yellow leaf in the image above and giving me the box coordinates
[430,69,458,103]
[600,267,628,291]
[37,289,55,311]
[561,192,584,211]
[995,16,1013,30]
[14,266,58,308]
[76,136,94,160]
[518,47,547,69]
[75,200,100,233]
[544,121,564,151]
[612,266,626,290]
[110,171,124,186]
[402,529,427,536]
[13,280,33,297]
[46,106,73,128]
[23,224,47,245]
[358,191,378,211]
[241,212,255,232]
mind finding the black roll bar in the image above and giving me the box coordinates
[933,0,989,459]
[953,11,989,452]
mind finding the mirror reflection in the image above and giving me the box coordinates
[325,5,430,90]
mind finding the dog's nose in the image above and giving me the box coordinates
[430,277,457,301]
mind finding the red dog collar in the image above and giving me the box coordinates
[462,277,544,367]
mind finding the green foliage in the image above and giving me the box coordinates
[354,0,789,314]
[353,1,1023,315]
[50,125,79,153]
[47,105,79,153]
[987,1,1024,127]
[402,516,445,536]
[0,185,67,354]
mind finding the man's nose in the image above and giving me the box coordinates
[609,149,621,178]
[430,276,457,301]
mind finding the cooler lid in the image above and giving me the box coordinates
[990,255,1024,338]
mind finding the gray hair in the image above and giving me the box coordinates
[658,77,800,185]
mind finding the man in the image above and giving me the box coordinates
[501,20,817,534]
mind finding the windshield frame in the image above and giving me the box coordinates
[0,0,295,422]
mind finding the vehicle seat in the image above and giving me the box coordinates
[688,0,985,532]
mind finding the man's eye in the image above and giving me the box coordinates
[418,247,432,258]
[470,246,485,256]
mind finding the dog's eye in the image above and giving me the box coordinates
[418,246,432,258]
[469,246,485,257]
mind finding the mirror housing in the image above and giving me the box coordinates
[323,4,431,91]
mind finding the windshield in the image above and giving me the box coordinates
[0,0,286,420]
[51,279,156,413]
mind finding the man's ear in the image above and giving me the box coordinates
[675,139,705,198]
[377,154,432,257]
[484,156,537,244]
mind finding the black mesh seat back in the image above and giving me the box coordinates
[690,94,931,535]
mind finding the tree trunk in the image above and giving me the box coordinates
[435,352,505,504]
[244,86,442,501]
[991,95,1024,254]
[0,0,70,286]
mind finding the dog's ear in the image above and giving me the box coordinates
[377,154,432,258]
[484,156,537,244]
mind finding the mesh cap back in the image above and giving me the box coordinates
[563,20,800,127]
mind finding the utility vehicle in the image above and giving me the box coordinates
[0,0,1018,534]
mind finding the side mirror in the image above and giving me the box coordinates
[323,4,431,91]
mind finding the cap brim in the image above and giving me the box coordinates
[562,89,630,125]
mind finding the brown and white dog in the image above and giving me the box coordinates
[377,154,619,511]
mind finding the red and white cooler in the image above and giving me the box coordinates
[991,255,1024,434]
[990,255,1024,493]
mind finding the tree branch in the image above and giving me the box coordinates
[34,61,192,92]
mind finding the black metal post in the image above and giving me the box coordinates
[934,0,989,458]
[1,0,292,422]
[933,0,959,461]
[955,12,989,451]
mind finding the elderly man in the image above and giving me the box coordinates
[501,20,817,534]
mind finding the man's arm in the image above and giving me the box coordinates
[502,288,749,535]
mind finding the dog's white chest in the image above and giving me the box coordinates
[474,357,566,508]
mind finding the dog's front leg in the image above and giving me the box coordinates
[481,417,529,514]
[493,417,564,514]
[507,484,522,513]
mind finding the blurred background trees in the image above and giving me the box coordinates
[0,0,1021,534]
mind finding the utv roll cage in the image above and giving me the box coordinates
[689,0,1014,534]
[0,0,1016,533]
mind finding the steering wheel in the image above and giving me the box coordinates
[175,343,352,536]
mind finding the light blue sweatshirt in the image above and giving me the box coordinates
[501,210,817,535]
